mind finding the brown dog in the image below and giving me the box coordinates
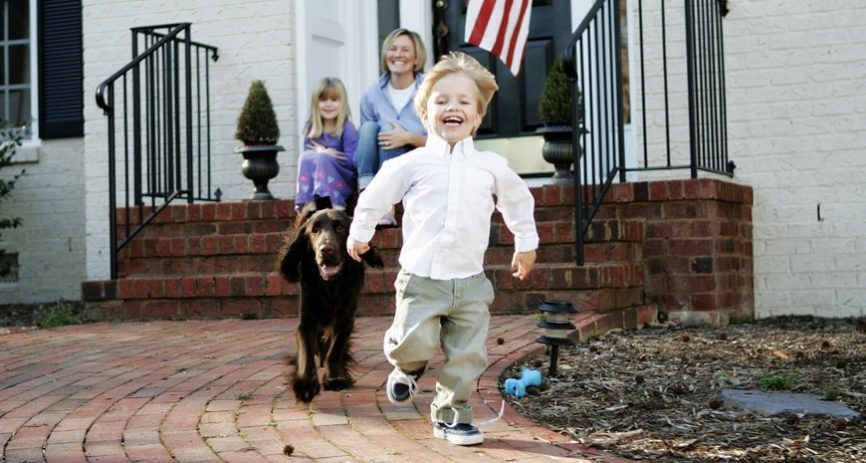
[277,204,384,402]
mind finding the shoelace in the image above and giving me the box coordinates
[391,370,419,397]
[443,400,506,429]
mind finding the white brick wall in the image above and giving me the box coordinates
[632,1,866,317]
[82,0,299,280]
[726,1,866,318]
[0,138,86,303]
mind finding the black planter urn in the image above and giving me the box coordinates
[236,144,285,200]
[536,124,579,185]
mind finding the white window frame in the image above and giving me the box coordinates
[1,0,38,147]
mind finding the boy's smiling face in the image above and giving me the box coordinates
[425,72,481,148]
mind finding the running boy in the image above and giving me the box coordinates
[347,52,538,446]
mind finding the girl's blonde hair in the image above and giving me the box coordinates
[380,28,427,74]
[307,77,350,139]
[414,52,498,129]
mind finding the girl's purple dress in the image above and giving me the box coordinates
[296,121,359,210]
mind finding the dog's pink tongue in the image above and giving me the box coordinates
[322,264,341,277]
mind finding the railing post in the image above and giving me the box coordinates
[132,31,143,206]
[107,85,118,279]
[685,0,699,179]
[164,40,174,193]
[565,42,584,266]
[185,26,194,203]
[613,0,626,183]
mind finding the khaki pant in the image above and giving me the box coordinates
[384,269,495,424]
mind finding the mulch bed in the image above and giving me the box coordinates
[504,316,866,462]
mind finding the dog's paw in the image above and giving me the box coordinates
[323,375,355,391]
[292,376,321,403]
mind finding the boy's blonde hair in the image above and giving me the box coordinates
[414,52,499,129]
[307,77,350,139]
[380,28,427,74]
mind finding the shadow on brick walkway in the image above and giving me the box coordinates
[0,316,633,462]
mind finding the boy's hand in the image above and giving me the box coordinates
[511,250,536,280]
[347,236,370,262]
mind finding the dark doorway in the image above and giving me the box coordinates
[433,0,573,139]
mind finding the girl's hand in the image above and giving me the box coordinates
[511,250,536,281]
[378,120,411,150]
[347,236,370,262]
[307,141,346,160]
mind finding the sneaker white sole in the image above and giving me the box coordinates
[433,427,484,446]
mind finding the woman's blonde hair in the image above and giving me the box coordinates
[414,52,498,129]
[307,77,350,139]
[380,28,427,74]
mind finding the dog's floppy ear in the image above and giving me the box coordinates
[277,229,308,283]
[279,203,317,283]
[294,202,318,229]
[362,245,385,269]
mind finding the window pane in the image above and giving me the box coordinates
[10,45,29,84]
[10,0,29,40]
[10,88,29,127]
[0,92,6,122]
[1,4,5,39]
[377,0,400,49]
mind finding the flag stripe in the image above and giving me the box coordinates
[504,0,530,72]
[464,0,532,76]
[467,0,496,46]
[490,0,515,57]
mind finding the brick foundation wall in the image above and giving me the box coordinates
[603,179,754,324]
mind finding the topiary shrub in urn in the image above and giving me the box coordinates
[235,80,284,200]
[536,59,583,185]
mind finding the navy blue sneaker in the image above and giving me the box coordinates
[386,368,419,404]
[433,421,484,445]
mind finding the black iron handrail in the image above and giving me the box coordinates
[562,0,627,266]
[96,23,219,279]
[562,0,731,265]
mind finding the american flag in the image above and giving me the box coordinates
[464,0,532,76]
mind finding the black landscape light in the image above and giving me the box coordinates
[536,300,576,377]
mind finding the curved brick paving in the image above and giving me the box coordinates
[1,316,632,462]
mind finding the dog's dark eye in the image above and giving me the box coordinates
[311,225,320,233]
[335,224,345,233]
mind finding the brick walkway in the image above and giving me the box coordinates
[0,316,632,462]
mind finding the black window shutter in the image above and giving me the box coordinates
[38,0,83,139]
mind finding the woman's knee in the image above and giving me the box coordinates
[358,121,380,142]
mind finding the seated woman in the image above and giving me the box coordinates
[296,77,358,212]
[356,28,428,225]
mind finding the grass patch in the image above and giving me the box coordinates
[730,315,757,325]
[823,385,843,401]
[755,372,795,391]
[36,300,87,328]
[240,312,260,320]
[237,392,252,401]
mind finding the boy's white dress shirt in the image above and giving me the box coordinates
[349,134,539,280]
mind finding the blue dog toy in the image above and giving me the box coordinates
[504,368,542,397]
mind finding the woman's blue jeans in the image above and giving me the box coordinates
[356,121,412,190]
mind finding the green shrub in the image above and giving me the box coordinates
[36,300,86,328]
[730,315,757,325]
[823,385,843,401]
[538,59,582,125]
[235,80,280,144]
[0,122,25,277]
[755,372,795,391]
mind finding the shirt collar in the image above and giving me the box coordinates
[425,134,475,160]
